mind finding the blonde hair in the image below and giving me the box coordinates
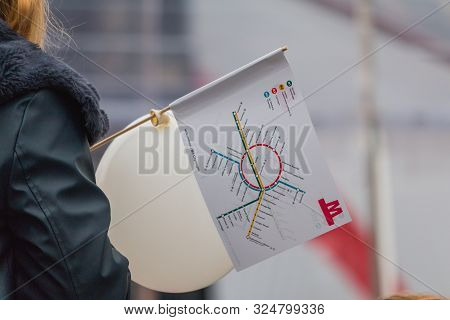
[0,0,48,47]
[384,293,446,300]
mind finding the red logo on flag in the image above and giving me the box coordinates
[318,198,343,226]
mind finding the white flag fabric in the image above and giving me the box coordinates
[172,48,352,270]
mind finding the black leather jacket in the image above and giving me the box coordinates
[0,21,130,299]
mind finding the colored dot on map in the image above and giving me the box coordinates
[287,80,293,87]
[278,84,285,91]
[264,91,270,98]
[271,88,278,94]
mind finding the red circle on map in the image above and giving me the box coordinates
[271,88,278,94]
[240,144,283,190]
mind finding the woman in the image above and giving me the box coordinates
[0,0,130,299]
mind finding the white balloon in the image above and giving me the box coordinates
[96,112,233,293]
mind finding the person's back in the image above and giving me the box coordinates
[0,0,130,299]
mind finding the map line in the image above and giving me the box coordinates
[211,149,239,164]
[233,111,266,237]
[278,180,306,193]
[213,112,307,240]
[218,198,259,219]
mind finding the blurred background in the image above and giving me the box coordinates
[51,0,450,299]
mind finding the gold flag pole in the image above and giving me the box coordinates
[90,46,288,153]
[90,106,171,152]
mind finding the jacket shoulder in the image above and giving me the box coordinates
[14,88,89,154]
[27,88,81,114]
[1,88,79,117]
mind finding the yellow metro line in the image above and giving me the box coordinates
[232,111,265,238]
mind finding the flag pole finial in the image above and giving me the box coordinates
[90,106,171,152]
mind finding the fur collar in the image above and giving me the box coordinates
[0,20,108,144]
